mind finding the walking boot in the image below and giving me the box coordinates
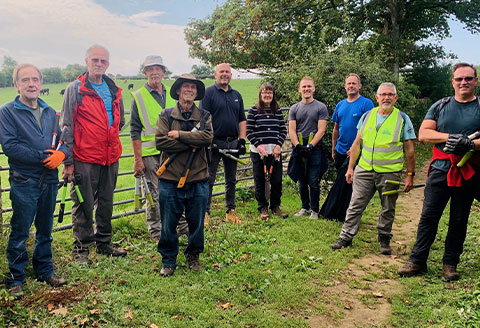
[397,261,427,277]
[272,206,288,218]
[443,264,460,281]
[259,207,269,220]
[204,212,211,227]
[226,209,242,224]
[186,253,202,271]
[378,235,392,255]
[96,244,127,257]
[330,238,352,250]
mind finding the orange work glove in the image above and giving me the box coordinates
[43,149,66,169]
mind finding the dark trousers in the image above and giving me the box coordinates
[298,147,325,213]
[334,151,348,173]
[157,180,208,267]
[71,161,119,250]
[207,145,238,213]
[250,153,283,211]
[410,168,478,266]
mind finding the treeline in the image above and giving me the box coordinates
[0,56,88,87]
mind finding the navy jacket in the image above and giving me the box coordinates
[0,96,68,183]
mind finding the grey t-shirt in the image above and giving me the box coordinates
[288,99,328,139]
[31,106,44,130]
[425,97,480,171]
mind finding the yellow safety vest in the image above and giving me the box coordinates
[132,85,176,156]
[358,106,405,172]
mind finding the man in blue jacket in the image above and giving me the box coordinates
[0,64,67,299]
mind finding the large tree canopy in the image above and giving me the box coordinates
[185,0,480,76]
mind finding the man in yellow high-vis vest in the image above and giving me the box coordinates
[130,56,177,242]
[331,82,416,255]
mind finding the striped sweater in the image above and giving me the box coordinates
[246,106,287,151]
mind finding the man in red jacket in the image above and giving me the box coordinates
[61,44,126,264]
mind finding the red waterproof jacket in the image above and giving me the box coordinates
[62,73,124,166]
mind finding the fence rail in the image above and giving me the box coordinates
[0,108,294,233]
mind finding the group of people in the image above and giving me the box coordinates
[0,42,478,298]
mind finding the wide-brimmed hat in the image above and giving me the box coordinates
[170,73,205,100]
[142,55,166,72]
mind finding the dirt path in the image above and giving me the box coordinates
[308,165,428,328]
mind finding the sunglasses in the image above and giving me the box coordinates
[453,76,475,82]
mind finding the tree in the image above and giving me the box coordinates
[185,0,480,77]
[191,64,214,79]
[1,56,17,87]
[41,67,63,84]
[62,64,87,82]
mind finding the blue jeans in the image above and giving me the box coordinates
[6,174,57,287]
[157,180,208,267]
[298,147,326,213]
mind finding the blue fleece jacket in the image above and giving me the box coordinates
[0,96,68,183]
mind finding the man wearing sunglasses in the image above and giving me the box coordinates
[61,44,126,264]
[399,63,480,281]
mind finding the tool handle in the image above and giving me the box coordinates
[156,153,177,177]
[141,175,155,208]
[382,190,399,196]
[298,133,303,145]
[385,180,401,186]
[220,150,246,164]
[308,133,314,144]
[134,177,141,210]
[178,148,197,188]
[74,184,84,203]
[58,179,68,223]
[457,150,474,168]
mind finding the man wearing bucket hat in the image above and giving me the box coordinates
[130,55,177,243]
[154,74,213,276]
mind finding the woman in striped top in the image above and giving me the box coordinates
[246,82,288,220]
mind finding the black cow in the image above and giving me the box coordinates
[60,89,65,95]
[128,83,134,90]
[40,88,49,96]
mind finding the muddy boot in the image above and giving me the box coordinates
[443,264,460,281]
[378,235,392,255]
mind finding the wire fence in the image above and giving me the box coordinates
[0,108,294,233]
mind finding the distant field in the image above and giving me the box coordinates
[0,78,263,225]
[0,78,263,111]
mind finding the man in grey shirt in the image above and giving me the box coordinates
[288,76,329,219]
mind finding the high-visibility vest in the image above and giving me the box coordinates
[358,106,405,172]
[132,85,176,156]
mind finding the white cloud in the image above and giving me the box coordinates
[0,0,201,75]
[129,10,165,22]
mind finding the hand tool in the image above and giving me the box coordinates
[58,179,68,223]
[134,176,141,210]
[141,174,154,208]
[382,179,425,196]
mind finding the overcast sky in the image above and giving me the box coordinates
[0,0,478,76]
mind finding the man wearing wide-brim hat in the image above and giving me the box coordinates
[154,74,213,277]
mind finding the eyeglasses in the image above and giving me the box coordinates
[261,91,274,95]
[377,93,396,97]
[453,76,475,82]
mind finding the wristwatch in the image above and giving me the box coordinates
[407,171,415,177]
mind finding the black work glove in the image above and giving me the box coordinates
[445,133,474,155]
[237,138,247,155]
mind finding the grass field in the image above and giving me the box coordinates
[1,80,480,327]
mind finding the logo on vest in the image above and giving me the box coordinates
[382,130,392,135]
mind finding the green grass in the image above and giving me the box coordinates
[1,80,480,327]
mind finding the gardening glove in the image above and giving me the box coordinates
[43,149,66,169]
[237,138,247,155]
[445,133,474,154]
